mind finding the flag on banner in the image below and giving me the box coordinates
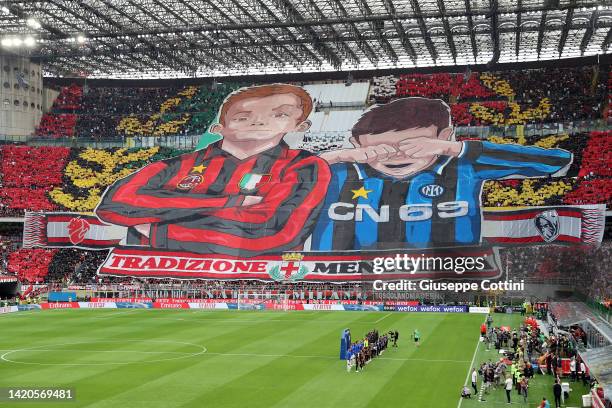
[482,205,605,245]
[239,173,271,191]
[22,204,606,281]
[24,205,604,251]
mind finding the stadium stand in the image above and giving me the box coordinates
[369,66,608,126]
[304,82,369,107]
[0,2,610,407]
[35,83,244,140]
[0,146,70,215]
[503,242,611,299]
[2,129,610,217]
[0,68,609,306]
[7,248,56,283]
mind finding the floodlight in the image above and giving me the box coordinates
[26,18,41,29]
[24,36,35,47]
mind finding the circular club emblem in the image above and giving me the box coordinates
[420,184,444,198]
[177,174,203,190]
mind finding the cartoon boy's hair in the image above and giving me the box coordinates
[352,97,452,140]
[218,84,313,125]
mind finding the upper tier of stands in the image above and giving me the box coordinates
[35,82,245,140]
[369,65,609,126]
[304,81,370,107]
[29,65,609,143]
[0,64,609,300]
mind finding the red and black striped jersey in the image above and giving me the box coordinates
[96,141,331,257]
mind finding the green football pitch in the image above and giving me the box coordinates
[0,309,589,408]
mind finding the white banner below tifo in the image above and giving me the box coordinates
[21,204,606,281]
[23,204,606,250]
[481,204,605,245]
[97,245,504,281]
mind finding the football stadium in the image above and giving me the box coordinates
[0,1,611,407]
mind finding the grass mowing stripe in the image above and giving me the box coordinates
[81,311,344,408]
[0,310,489,408]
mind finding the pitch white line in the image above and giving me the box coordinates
[92,310,141,319]
[203,351,469,363]
[457,319,485,408]
[0,349,192,354]
[0,311,38,318]
[374,313,392,323]
[0,339,207,366]
[378,357,470,363]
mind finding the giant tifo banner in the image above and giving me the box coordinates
[23,84,605,282]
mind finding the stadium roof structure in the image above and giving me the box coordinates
[580,345,612,398]
[0,0,611,78]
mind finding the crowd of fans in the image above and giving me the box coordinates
[473,315,595,405]
[6,248,56,283]
[35,84,81,138]
[45,249,109,284]
[2,129,610,217]
[299,132,346,152]
[0,146,70,216]
[36,113,77,139]
[35,82,244,140]
[0,234,20,273]
[503,242,611,305]
[370,66,608,126]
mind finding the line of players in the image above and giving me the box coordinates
[346,330,399,372]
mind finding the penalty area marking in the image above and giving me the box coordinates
[0,339,207,366]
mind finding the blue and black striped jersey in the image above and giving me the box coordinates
[310,141,572,250]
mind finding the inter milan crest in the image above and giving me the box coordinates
[420,184,444,198]
[177,174,203,191]
[534,209,560,242]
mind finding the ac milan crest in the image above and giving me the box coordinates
[177,174,203,191]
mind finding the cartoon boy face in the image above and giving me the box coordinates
[353,124,454,178]
[210,85,312,144]
[320,97,462,179]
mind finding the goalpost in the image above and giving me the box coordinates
[236,291,290,311]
